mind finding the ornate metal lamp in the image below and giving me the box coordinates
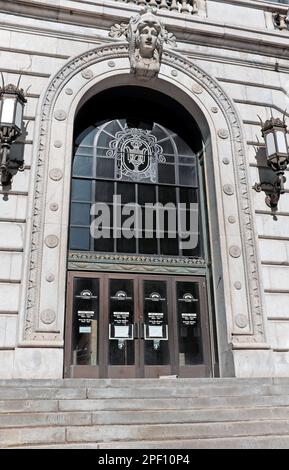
[253,116,289,212]
[0,81,26,186]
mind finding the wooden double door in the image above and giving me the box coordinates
[65,272,212,378]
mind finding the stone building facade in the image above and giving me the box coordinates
[1,0,289,380]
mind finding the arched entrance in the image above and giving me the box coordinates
[64,86,213,378]
[17,42,268,380]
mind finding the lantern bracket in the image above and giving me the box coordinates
[253,114,289,216]
[0,75,27,188]
[253,173,286,211]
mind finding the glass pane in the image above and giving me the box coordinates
[69,227,90,250]
[177,282,203,365]
[97,131,114,148]
[179,156,196,164]
[180,188,198,205]
[96,148,111,157]
[75,127,96,146]
[96,158,114,179]
[276,131,288,154]
[95,181,114,203]
[158,207,177,234]
[117,183,135,204]
[143,280,169,365]
[160,235,179,256]
[75,146,94,157]
[117,235,136,254]
[159,187,177,205]
[109,279,135,366]
[158,164,175,184]
[94,235,114,253]
[174,135,193,156]
[73,156,93,177]
[139,236,158,255]
[15,101,23,130]
[72,278,99,366]
[142,208,157,233]
[179,165,198,187]
[138,184,156,205]
[152,124,168,142]
[1,97,14,124]
[164,155,175,164]
[70,203,91,226]
[178,207,201,257]
[104,120,123,135]
[266,133,276,157]
[97,121,122,147]
[159,139,175,155]
[71,180,92,202]
[178,208,199,232]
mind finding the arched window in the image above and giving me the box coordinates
[65,87,213,379]
[70,118,203,259]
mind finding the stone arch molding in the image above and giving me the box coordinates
[20,41,268,351]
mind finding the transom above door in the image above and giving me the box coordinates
[65,272,211,378]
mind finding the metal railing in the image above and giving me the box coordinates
[114,0,198,15]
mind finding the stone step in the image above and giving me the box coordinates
[1,384,289,400]
[0,388,87,400]
[0,426,66,448]
[11,434,289,449]
[0,400,59,413]
[1,406,289,428]
[65,419,289,444]
[98,435,289,450]
[0,411,92,428]
[85,384,289,399]
[0,378,279,388]
[2,419,289,447]
[58,394,289,411]
[1,378,289,449]
[1,394,289,414]
[89,407,289,425]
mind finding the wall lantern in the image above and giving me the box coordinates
[0,78,27,186]
[253,116,289,213]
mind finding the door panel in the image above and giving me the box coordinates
[175,277,211,377]
[107,276,139,378]
[140,277,174,378]
[65,272,212,378]
[65,272,105,378]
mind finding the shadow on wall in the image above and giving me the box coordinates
[254,147,281,220]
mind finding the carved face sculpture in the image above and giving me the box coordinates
[138,23,159,59]
[125,8,166,80]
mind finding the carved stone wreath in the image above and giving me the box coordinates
[23,42,265,347]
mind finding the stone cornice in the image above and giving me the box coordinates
[210,0,289,13]
[1,0,289,61]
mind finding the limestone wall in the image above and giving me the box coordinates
[1,0,289,377]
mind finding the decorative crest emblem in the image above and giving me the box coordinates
[107,127,165,182]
